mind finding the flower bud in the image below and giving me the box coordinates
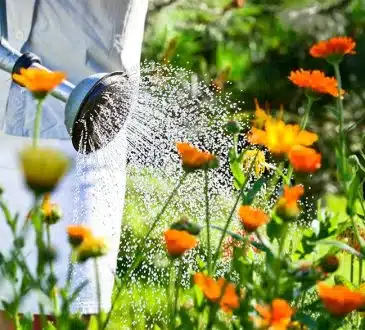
[76,237,108,263]
[319,255,340,273]
[224,120,242,135]
[170,217,201,236]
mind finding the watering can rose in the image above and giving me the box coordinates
[176,142,218,171]
[20,147,70,193]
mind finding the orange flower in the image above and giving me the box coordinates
[288,146,321,173]
[276,185,304,221]
[254,299,294,330]
[176,142,216,171]
[238,205,269,232]
[67,225,92,248]
[194,273,240,313]
[249,119,318,155]
[164,229,198,257]
[13,68,66,98]
[317,282,365,316]
[289,69,344,97]
[310,37,356,59]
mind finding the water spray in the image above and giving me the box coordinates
[0,38,135,154]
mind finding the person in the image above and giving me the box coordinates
[0,0,148,328]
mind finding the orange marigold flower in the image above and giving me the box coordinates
[238,205,269,232]
[310,37,356,59]
[67,225,92,248]
[13,68,66,98]
[248,119,318,155]
[276,185,304,221]
[288,146,321,173]
[176,142,216,171]
[194,273,240,313]
[254,299,294,330]
[317,282,365,316]
[289,69,344,97]
[164,229,198,257]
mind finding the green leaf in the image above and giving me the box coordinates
[347,174,361,216]
[230,159,245,189]
[316,240,363,258]
[293,312,317,330]
[242,176,268,205]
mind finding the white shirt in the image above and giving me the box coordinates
[0,0,148,314]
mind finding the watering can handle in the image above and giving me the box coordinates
[0,37,74,102]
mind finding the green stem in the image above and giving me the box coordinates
[102,173,188,330]
[351,254,354,283]
[94,259,102,330]
[300,96,314,130]
[168,260,175,329]
[333,62,347,185]
[33,98,45,147]
[204,169,212,274]
[275,223,289,297]
[172,261,182,330]
[359,259,363,286]
[46,226,59,316]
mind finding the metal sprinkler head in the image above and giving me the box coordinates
[0,38,136,154]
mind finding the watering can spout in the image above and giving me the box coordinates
[0,38,134,154]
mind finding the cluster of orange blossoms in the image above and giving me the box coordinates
[249,100,321,173]
[67,225,107,263]
[194,273,240,313]
[176,142,216,171]
[254,299,294,330]
[164,229,198,257]
[317,282,365,316]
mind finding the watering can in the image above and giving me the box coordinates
[0,34,135,154]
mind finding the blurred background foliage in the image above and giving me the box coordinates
[142,0,365,196]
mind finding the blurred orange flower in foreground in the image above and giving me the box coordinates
[13,68,66,97]
[238,205,269,232]
[176,142,216,171]
[310,37,356,59]
[317,282,365,316]
[249,119,318,155]
[254,299,294,330]
[289,69,344,97]
[194,273,239,313]
[67,225,92,248]
[276,185,304,221]
[288,146,321,173]
[164,229,198,257]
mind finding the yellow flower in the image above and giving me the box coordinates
[13,68,66,99]
[76,235,108,263]
[20,147,70,193]
[252,98,271,128]
[40,193,62,225]
[242,149,267,177]
[249,119,318,155]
